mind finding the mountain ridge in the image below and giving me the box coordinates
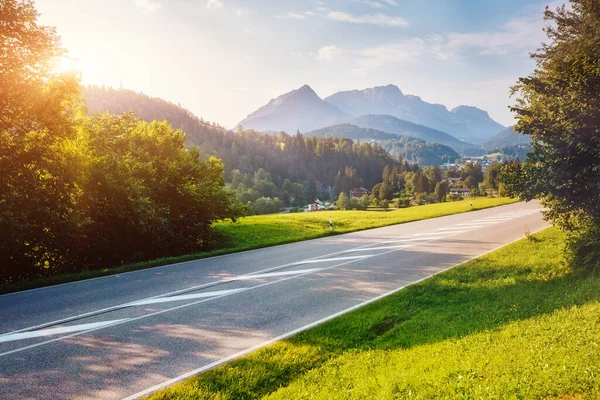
[324,85,506,143]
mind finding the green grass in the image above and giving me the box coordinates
[0,197,517,295]
[213,197,518,251]
[148,227,600,400]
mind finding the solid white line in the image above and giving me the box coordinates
[123,224,550,400]
[0,319,129,343]
[127,289,245,306]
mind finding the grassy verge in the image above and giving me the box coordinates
[0,197,517,295]
[148,227,600,400]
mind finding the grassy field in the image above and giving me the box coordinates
[0,197,517,294]
[148,227,600,400]
[213,197,518,251]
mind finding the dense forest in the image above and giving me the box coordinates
[309,123,460,165]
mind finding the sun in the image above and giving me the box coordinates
[52,56,81,75]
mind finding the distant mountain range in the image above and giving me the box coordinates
[309,123,459,165]
[237,84,506,152]
[482,126,531,151]
[325,85,506,143]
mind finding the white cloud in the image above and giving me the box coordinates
[326,12,408,27]
[133,0,161,12]
[345,8,549,72]
[206,0,224,9]
[357,38,449,69]
[317,45,344,60]
[443,15,546,56]
[364,1,385,9]
[364,0,398,8]
[279,12,307,20]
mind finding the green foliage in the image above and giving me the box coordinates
[336,192,350,210]
[0,0,80,282]
[69,113,241,269]
[483,162,502,191]
[434,181,449,202]
[149,228,600,400]
[252,197,282,215]
[509,0,600,273]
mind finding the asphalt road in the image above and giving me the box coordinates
[0,201,548,399]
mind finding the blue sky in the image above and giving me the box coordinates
[36,0,558,128]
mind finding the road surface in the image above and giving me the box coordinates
[0,201,548,399]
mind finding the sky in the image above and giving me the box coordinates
[35,0,559,128]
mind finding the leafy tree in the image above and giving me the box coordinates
[379,181,393,201]
[358,195,370,210]
[434,181,450,202]
[0,0,80,280]
[484,162,502,191]
[509,0,600,272]
[336,192,350,210]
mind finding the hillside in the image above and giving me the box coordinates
[348,114,483,156]
[308,123,459,165]
[324,85,506,143]
[236,85,348,134]
[483,126,531,151]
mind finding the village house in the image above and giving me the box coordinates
[449,188,472,197]
[349,187,370,198]
[446,177,463,186]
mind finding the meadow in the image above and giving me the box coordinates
[149,227,600,399]
[213,197,518,250]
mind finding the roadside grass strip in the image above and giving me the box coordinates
[0,197,519,295]
[147,227,600,400]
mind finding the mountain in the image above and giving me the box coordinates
[483,126,531,151]
[324,85,506,143]
[308,123,459,165]
[236,85,348,133]
[347,114,484,156]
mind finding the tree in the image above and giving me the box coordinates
[509,0,600,272]
[434,181,450,202]
[337,192,350,210]
[484,162,502,192]
[0,0,80,280]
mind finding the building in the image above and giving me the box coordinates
[446,177,463,186]
[449,188,472,197]
[350,187,370,198]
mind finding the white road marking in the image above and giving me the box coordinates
[231,269,323,280]
[290,255,371,265]
[127,289,245,306]
[0,319,129,343]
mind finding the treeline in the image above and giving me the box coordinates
[337,161,500,210]
[0,2,240,282]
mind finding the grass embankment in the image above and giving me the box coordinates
[0,197,516,295]
[149,228,600,400]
